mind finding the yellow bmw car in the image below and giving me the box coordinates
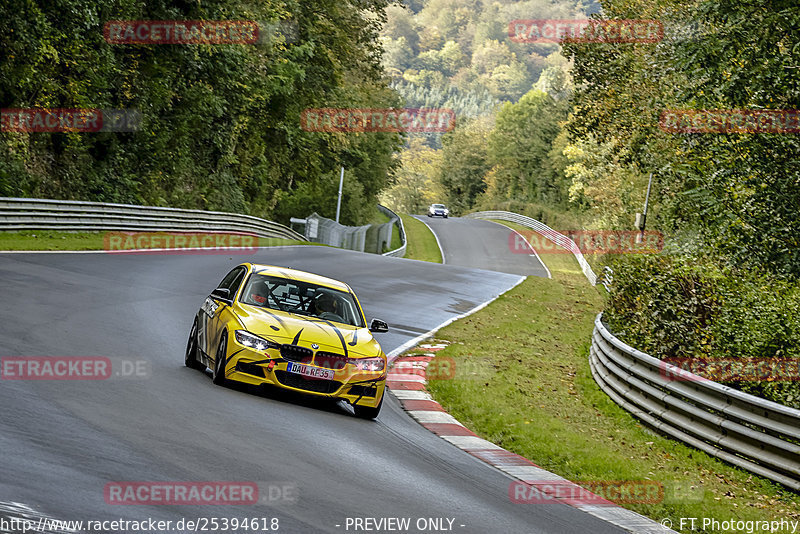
[185,263,389,419]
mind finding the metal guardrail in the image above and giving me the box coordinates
[304,212,371,252]
[465,210,597,285]
[378,205,406,258]
[293,205,406,257]
[0,197,305,240]
[590,313,800,491]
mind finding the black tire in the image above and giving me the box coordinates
[212,333,228,385]
[353,394,383,420]
[444,215,448,218]
[185,319,204,370]
[427,213,432,217]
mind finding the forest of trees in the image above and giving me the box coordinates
[381,0,800,406]
[379,0,587,211]
[381,0,598,115]
[0,0,403,225]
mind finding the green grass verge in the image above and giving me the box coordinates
[399,213,442,263]
[0,231,320,251]
[424,222,800,532]
[369,209,392,226]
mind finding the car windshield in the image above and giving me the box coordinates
[432,204,445,209]
[239,274,365,327]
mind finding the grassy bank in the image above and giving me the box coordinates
[0,231,319,251]
[422,226,800,532]
[399,214,442,263]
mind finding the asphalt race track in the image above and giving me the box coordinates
[412,216,549,278]
[0,245,625,533]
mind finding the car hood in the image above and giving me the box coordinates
[234,303,383,358]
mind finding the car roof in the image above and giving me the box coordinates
[246,263,351,292]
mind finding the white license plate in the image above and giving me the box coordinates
[286,361,335,380]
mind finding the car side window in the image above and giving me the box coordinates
[228,269,246,297]
[217,267,246,296]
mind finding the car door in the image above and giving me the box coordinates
[199,266,247,358]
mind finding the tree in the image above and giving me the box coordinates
[436,116,493,212]
[487,61,533,100]
[0,0,402,225]
[383,5,420,55]
[484,90,568,204]
[380,137,443,213]
[471,39,515,75]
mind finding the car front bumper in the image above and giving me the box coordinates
[223,353,386,408]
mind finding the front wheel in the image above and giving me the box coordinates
[212,333,228,385]
[185,319,204,370]
[353,395,383,420]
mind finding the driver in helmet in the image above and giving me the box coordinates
[314,290,342,320]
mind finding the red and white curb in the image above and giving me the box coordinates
[387,343,676,534]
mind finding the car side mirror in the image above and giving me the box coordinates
[211,287,231,301]
[369,318,389,333]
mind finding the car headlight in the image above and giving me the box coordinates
[349,357,386,372]
[235,330,281,352]
[444,209,449,215]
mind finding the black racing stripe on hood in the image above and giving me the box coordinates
[305,318,348,358]
[255,308,286,329]
[348,329,358,347]
[305,318,331,334]
[292,328,304,345]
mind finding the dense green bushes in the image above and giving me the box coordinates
[0,0,401,225]
[603,254,800,408]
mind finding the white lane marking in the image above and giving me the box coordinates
[387,275,525,361]
[386,373,426,382]
[440,435,503,450]
[411,215,446,265]
[389,390,433,401]
[393,360,430,369]
[483,219,551,279]
[407,411,463,424]
[576,506,679,534]
[499,466,566,480]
